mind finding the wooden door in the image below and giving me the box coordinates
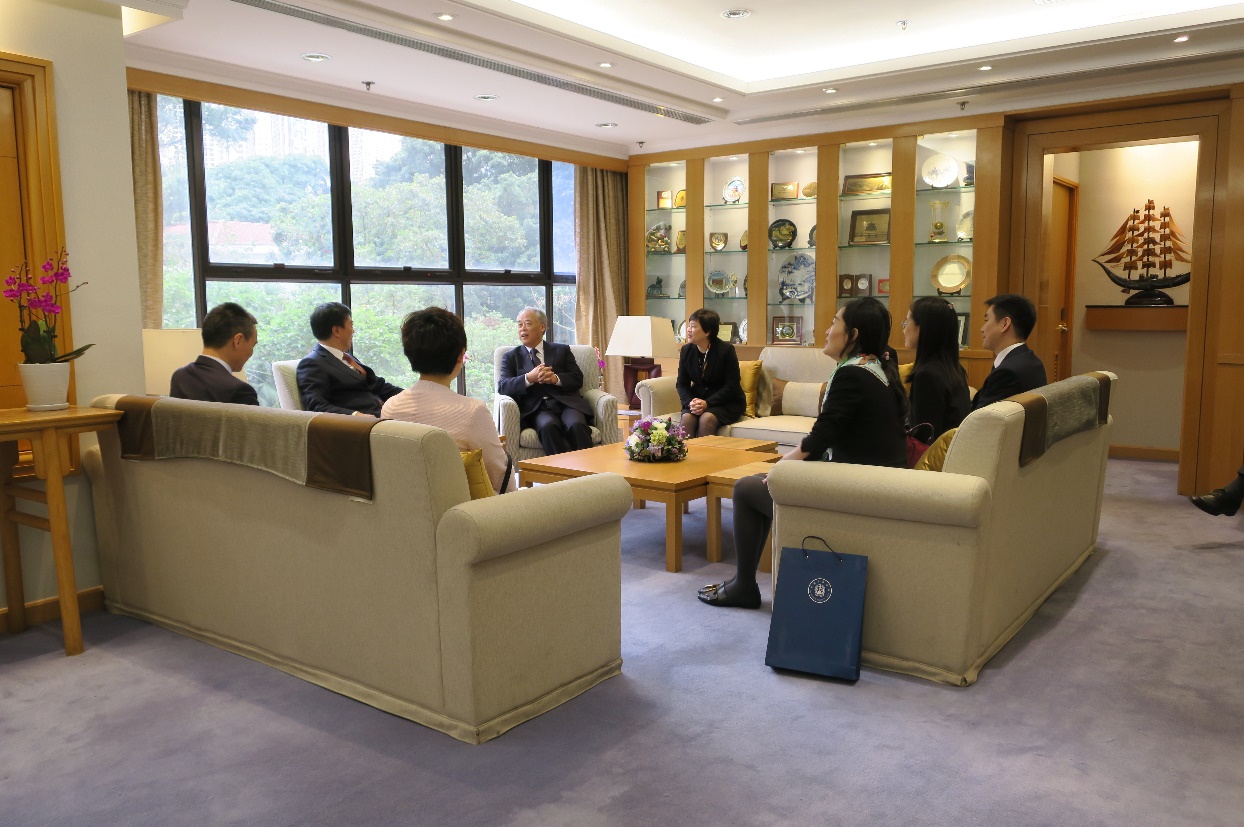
[1044,176,1078,380]
[0,86,27,408]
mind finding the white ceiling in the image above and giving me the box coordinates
[123,0,1244,159]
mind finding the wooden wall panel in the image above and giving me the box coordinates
[814,146,839,349]
[746,152,768,344]
[626,164,646,315]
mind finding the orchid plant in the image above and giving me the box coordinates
[5,249,93,364]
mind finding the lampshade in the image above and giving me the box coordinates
[141,328,251,395]
[605,316,680,359]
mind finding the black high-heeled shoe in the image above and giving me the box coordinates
[697,581,761,609]
[1189,488,1242,517]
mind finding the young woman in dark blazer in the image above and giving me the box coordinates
[902,296,971,440]
[677,308,746,438]
[699,297,908,609]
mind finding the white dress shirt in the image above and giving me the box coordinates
[993,342,1023,368]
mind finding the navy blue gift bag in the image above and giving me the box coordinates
[765,536,868,681]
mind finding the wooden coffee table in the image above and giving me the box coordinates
[686,435,778,453]
[705,459,781,573]
[517,443,774,573]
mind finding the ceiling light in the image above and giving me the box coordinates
[795,150,805,154]
[300,53,330,63]
[979,65,992,71]
[896,20,909,30]
[712,97,724,102]
[721,9,751,19]
[729,156,738,160]
[949,133,958,138]
[435,13,455,21]
[598,62,613,68]
[868,142,878,147]
[823,88,837,94]
[475,94,498,101]
[1174,35,1189,43]
[596,122,617,128]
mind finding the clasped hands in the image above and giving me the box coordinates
[688,397,708,415]
[525,364,558,385]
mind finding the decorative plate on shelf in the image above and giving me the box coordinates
[722,176,746,204]
[931,254,972,295]
[739,318,748,342]
[921,154,960,188]
[777,253,816,304]
[808,224,817,248]
[739,230,749,251]
[678,320,688,341]
[678,279,686,298]
[709,232,728,251]
[957,210,974,241]
[802,181,818,198]
[706,269,738,295]
[646,222,672,253]
[768,218,797,249]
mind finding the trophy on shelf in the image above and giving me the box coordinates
[929,200,949,242]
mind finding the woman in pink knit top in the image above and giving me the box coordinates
[381,307,508,494]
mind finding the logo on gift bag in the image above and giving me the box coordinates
[808,578,832,604]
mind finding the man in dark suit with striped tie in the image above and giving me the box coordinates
[169,302,260,405]
[296,302,402,417]
[497,307,593,455]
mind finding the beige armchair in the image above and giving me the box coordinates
[493,344,621,463]
[271,360,304,410]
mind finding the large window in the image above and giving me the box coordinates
[158,96,576,406]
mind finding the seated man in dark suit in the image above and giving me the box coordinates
[497,306,593,455]
[169,302,260,405]
[972,293,1048,410]
[296,302,401,417]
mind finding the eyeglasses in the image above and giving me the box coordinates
[900,320,909,328]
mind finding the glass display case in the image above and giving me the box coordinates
[764,147,818,346]
[644,161,687,329]
[837,139,894,313]
[702,154,749,344]
[913,131,976,348]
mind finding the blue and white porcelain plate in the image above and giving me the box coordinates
[777,252,816,303]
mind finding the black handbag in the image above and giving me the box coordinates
[765,536,868,681]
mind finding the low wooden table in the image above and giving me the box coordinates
[705,459,781,573]
[0,406,124,655]
[518,443,774,573]
[687,435,778,453]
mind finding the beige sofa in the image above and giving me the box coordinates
[765,371,1116,686]
[636,346,834,451]
[83,395,634,743]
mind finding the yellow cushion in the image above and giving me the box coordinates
[899,362,913,384]
[913,428,956,472]
[460,449,495,499]
[738,360,763,418]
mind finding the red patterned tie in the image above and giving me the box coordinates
[342,353,365,376]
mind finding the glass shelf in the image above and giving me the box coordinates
[704,250,748,255]
[647,251,687,256]
[915,241,972,247]
[645,295,684,301]
[768,246,816,253]
[704,296,747,301]
[769,198,816,205]
[916,186,975,195]
[839,192,892,201]
[646,206,687,214]
[838,243,891,249]
[706,202,749,210]
[768,302,815,307]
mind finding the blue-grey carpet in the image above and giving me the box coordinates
[2,459,1242,825]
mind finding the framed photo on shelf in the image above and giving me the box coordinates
[848,208,891,245]
[841,172,893,196]
[875,277,891,295]
[771,181,799,200]
[719,322,738,344]
[839,274,856,298]
[656,190,673,208]
[956,313,971,348]
[771,316,803,345]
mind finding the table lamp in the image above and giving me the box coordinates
[605,316,680,408]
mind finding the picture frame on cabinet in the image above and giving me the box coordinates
[772,316,803,345]
[657,190,673,208]
[848,208,891,245]
[875,277,891,296]
[771,181,799,200]
[957,313,970,348]
[674,189,687,208]
[719,322,737,344]
[839,274,857,297]
[841,172,893,196]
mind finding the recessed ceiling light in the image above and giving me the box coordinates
[721,9,751,19]
[596,122,617,128]
[823,88,837,94]
[949,133,958,138]
[1174,35,1189,43]
[979,65,992,71]
[435,13,455,21]
[712,97,724,102]
[475,94,498,101]
[795,150,805,154]
[300,53,330,63]
[896,19,909,30]
[868,142,878,147]
[729,156,738,160]
[598,62,613,68]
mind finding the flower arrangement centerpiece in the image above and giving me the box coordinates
[5,249,93,364]
[624,417,689,463]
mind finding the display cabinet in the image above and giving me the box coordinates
[836,139,894,315]
[913,131,976,348]
[701,154,750,344]
[643,161,687,330]
[766,147,818,345]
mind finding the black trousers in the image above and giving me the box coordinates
[527,401,592,455]
[731,474,773,587]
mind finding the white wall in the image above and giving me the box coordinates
[1,0,145,609]
[1070,142,1198,451]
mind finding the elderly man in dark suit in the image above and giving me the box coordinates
[296,302,402,417]
[497,306,593,455]
[170,302,260,405]
[972,293,1047,410]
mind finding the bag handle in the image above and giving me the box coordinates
[801,535,841,562]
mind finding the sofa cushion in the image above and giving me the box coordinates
[460,450,496,499]
[739,360,763,418]
[782,382,827,417]
[770,378,788,415]
[728,414,816,445]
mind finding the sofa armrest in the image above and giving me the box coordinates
[494,394,522,447]
[636,376,680,419]
[584,389,621,444]
[767,461,991,529]
[437,473,633,565]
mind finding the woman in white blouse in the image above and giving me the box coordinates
[381,307,508,494]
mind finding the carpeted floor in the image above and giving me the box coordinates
[2,459,1242,826]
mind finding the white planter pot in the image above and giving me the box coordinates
[18,362,71,411]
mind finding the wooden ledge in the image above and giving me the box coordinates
[1084,305,1188,331]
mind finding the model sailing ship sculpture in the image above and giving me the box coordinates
[1091,199,1191,306]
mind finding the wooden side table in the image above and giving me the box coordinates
[0,406,123,655]
[705,458,782,572]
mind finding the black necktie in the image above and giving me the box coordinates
[530,348,541,367]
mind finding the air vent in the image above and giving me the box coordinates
[229,0,711,125]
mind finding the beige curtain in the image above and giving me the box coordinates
[129,90,163,329]
[574,167,628,402]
